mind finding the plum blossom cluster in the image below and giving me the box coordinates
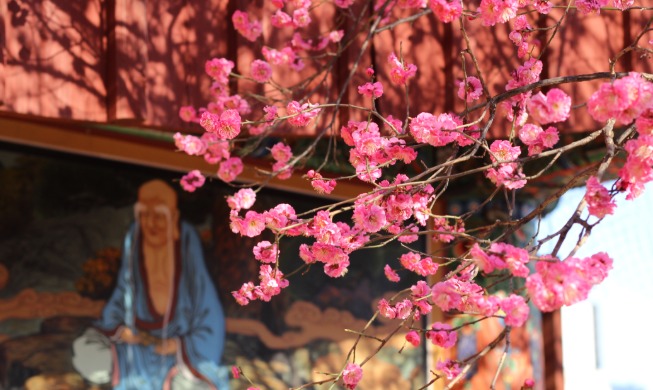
[270,142,294,179]
[173,132,234,179]
[575,0,633,14]
[232,10,262,42]
[409,112,480,148]
[429,0,463,23]
[432,216,466,243]
[518,123,559,156]
[502,58,543,124]
[286,101,321,127]
[343,121,417,182]
[426,322,458,348]
[526,88,571,125]
[470,242,530,277]
[357,81,384,99]
[232,265,290,304]
[509,16,535,59]
[166,1,650,388]
[584,176,616,218]
[588,73,653,126]
[172,56,254,185]
[437,359,462,381]
[306,169,336,194]
[378,266,531,328]
[618,134,653,199]
[430,276,531,327]
[477,0,557,27]
[526,252,613,312]
[485,140,527,189]
[587,73,653,199]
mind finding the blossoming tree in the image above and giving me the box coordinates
[173,0,652,388]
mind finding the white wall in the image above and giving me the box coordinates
[538,181,653,390]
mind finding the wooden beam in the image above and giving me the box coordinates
[0,115,370,201]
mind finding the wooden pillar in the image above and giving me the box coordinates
[542,310,564,390]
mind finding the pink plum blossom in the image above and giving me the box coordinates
[584,176,616,218]
[253,241,279,263]
[262,46,297,66]
[394,299,414,319]
[509,16,533,58]
[526,252,613,312]
[180,170,205,192]
[324,259,350,277]
[250,60,272,83]
[587,73,652,125]
[479,0,519,26]
[292,8,311,28]
[342,363,363,390]
[205,57,234,84]
[618,134,653,199]
[409,112,461,147]
[533,0,553,13]
[271,142,292,163]
[178,105,197,122]
[232,10,262,42]
[353,203,387,233]
[527,88,571,124]
[202,133,231,165]
[405,330,421,347]
[174,133,207,156]
[457,76,483,102]
[271,10,293,27]
[489,140,521,163]
[200,109,242,140]
[286,101,321,127]
[227,188,257,211]
[232,210,266,238]
[388,53,417,85]
[218,157,244,182]
[384,264,401,282]
[357,81,384,98]
[613,0,634,9]
[500,294,530,327]
[426,322,457,348]
[636,109,653,135]
[436,359,461,380]
[329,30,345,42]
[575,0,609,15]
[264,105,278,122]
[334,0,354,8]
[518,124,559,155]
[429,0,462,23]
[378,298,397,319]
[307,170,336,194]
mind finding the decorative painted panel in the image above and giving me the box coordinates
[0,142,424,389]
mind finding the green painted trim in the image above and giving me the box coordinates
[85,123,175,143]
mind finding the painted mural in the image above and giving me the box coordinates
[0,142,424,390]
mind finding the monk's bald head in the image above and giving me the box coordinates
[138,179,178,211]
[136,179,179,245]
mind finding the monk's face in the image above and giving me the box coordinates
[136,180,179,247]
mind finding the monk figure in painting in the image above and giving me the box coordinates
[73,179,228,389]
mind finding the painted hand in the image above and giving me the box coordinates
[118,327,141,344]
[154,338,178,355]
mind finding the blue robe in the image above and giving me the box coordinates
[95,221,227,389]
